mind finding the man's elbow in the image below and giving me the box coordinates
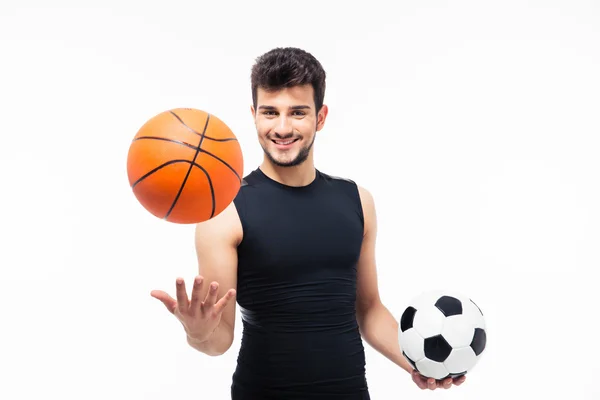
[356,297,382,329]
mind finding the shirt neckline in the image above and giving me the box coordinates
[255,167,320,191]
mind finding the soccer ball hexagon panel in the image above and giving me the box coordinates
[398,290,487,380]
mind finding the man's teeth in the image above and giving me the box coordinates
[275,139,294,145]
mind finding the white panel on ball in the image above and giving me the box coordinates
[443,347,478,375]
[408,289,446,310]
[412,306,446,339]
[441,316,475,348]
[398,328,425,363]
[462,298,486,330]
[415,359,449,380]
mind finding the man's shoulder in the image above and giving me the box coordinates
[318,170,357,185]
[318,169,365,202]
[318,170,373,206]
[237,168,265,189]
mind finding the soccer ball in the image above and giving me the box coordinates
[398,290,487,380]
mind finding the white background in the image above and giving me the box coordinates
[1,0,598,398]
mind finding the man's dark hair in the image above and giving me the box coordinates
[251,47,326,112]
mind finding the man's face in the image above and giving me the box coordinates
[251,84,327,167]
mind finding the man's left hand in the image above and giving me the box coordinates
[411,369,466,390]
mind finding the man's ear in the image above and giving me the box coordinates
[316,104,329,131]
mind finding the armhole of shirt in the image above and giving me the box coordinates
[233,179,248,246]
[327,173,365,230]
[352,181,365,230]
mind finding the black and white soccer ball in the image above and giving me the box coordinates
[398,290,487,380]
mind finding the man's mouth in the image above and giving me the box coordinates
[272,138,299,147]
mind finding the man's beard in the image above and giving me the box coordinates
[262,134,315,168]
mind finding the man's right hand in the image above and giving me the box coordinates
[151,275,236,344]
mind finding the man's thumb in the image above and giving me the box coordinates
[151,290,177,314]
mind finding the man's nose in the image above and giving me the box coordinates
[274,115,293,136]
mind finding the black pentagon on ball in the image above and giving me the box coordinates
[424,334,453,362]
[400,306,416,332]
[434,295,462,317]
[470,328,486,356]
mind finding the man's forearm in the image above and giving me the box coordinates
[357,301,413,373]
[186,322,233,356]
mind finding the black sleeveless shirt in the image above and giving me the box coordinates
[231,167,370,399]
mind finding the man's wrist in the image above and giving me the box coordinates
[187,334,207,344]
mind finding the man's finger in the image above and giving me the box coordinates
[150,290,177,314]
[189,276,204,312]
[412,370,427,390]
[202,282,219,309]
[414,378,427,390]
[427,378,436,390]
[454,375,466,386]
[213,289,236,315]
[442,378,452,389]
[175,278,190,312]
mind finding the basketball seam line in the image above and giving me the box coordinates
[168,111,237,142]
[131,160,214,189]
[164,112,215,220]
[132,136,242,183]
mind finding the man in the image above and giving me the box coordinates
[151,47,466,399]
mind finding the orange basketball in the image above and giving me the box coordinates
[126,108,244,224]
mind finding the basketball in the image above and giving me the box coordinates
[126,108,244,224]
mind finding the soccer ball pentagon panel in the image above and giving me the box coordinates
[398,290,487,380]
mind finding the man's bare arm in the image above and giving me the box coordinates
[151,201,242,356]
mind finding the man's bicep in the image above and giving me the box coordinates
[356,185,381,312]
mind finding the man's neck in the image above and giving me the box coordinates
[259,160,316,187]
